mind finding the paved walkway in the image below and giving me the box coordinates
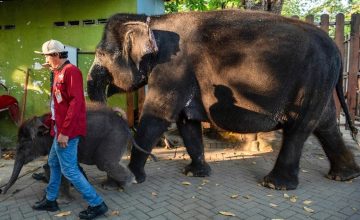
[0,123,360,219]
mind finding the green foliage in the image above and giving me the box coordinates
[165,0,244,13]
[166,0,359,19]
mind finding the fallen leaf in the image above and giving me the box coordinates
[219,211,236,217]
[111,210,120,216]
[266,194,273,197]
[243,195,251,199]
[192,196,196,199]
[303,200,312,205]
[181,181,191,185]
[304,206,314,213]
[283,193,290,198]
[318,157,324,160]
[230,194,239,199]
[270,203,278,208]
[352,207,357,211]
[215,184,220,186]
[54,211,71,217]
[301,169,308,173]
[252,161,257,164]
[198,186,202,190]
[289,195,297,203]
[151,192,158,196]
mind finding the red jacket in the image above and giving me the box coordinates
[50,62,86,139]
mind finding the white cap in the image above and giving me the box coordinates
[34,39,66,55]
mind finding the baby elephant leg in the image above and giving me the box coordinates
[102,162,135,190]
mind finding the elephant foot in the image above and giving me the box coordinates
[183,161,211,177]
[128,164,146,183]
[101,179,119,191]
[262,172,299,190]
[326,165,360,181]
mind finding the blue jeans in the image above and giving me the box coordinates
[46,136,103,206]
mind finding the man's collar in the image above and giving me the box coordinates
[55,60,70,71]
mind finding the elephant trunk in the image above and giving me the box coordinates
[87,62,110,103]
[2,153,25,194]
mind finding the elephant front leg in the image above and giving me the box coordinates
[262,132,310,190]
[176,117,211,177]
[129,115,170,183]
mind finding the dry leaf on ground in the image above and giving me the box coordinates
[54,211,71,217]
[181,181,191,185]
[270,203,278,208]
[243,195,251,199]
[301,169,308,173]
[151,192,158,196]
[303,200,312,205]
[230,194,239,199]
[304,206,314,213]
[219,211,236,216]
[289,195,297,203]
[283,193,290,198]
[111,210,120,216]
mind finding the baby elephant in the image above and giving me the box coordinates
[1,105,155,195]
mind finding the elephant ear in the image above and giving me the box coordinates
[28,116,50,140]
[122,20,158,69]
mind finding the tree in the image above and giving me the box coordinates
[165,0,284,14]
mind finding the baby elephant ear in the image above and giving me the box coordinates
[123,21,158,69]
[28,117,43,140]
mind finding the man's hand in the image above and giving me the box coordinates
[58,133,69,148]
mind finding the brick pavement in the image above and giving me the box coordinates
[0,124,359,220]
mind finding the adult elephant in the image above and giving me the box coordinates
[87,10,360,190]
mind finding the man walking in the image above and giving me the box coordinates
[33,39,108,219]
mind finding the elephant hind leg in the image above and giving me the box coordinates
[102,162,135,189]
[313,106,360,181]
[262,130,310,190]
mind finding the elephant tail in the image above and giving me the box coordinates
[335,62,358,140]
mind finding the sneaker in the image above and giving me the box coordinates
[79,202,108,219]
[32,198,59,212]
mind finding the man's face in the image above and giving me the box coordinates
[44,53,60,69]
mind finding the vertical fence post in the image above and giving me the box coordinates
[305,15,314,24]
[126,92,134,127]
[347,14,360,122]
[334,13,345,120]
[320,14,329,32]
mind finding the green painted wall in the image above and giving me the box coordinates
[0,0,140,147]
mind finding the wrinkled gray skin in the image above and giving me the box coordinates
[1,105,149,195]
[87,10,360,190]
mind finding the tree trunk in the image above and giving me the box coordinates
[244,0,284,14]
